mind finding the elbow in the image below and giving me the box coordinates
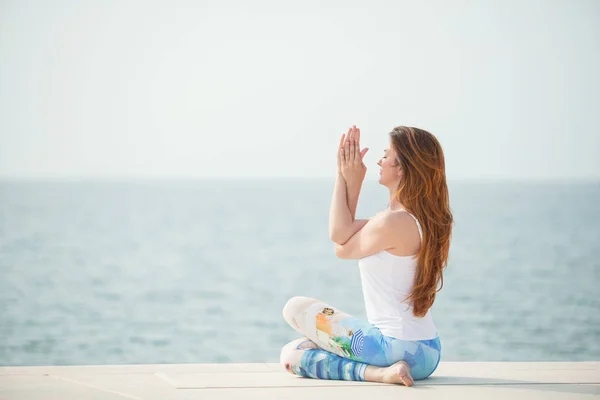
[331,236,347,246]
[334,243,348,259]
[328,227,336,242]
[328,230,337,243]
[329,228,351,245]
[329,230,348,245]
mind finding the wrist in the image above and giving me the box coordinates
[346,181,362,197]
[346,176,364,189]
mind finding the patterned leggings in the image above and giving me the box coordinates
[280,297,441,381]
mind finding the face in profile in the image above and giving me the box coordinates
[377,143,403,189]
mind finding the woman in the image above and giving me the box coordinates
[280,125,453,386]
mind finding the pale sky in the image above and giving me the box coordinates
[0,0,598,180]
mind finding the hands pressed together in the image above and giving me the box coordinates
[337,125,369,187]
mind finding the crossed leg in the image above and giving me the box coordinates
[279,296,414,386]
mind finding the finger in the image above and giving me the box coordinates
[343,138,350,164]
[350,139,356,163]
[360,147,369,160]
[345,127,352,144]
[354,139,361,162]
[339,133,345,150]
[357,127,361,145]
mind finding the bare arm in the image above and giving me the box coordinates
[329,174,368,245]
[335,211,419,259]
[346,179,362,220]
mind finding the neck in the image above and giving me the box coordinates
[387,185,404,211]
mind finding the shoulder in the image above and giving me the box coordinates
[374,210,416,230]
[380,210,422,250]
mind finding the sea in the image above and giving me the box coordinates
[0,179,599,366]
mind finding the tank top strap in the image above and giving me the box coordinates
[404,211,423,242]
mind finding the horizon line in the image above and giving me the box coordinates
[0,176,599,183]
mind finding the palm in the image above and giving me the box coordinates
[339,125,368,161]
[337,125,369,182]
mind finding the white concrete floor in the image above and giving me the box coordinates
[1,362,598,399]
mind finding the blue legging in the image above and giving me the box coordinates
[282,298,441,381]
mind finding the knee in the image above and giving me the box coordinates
[282,296,317,329]
[279,339,299,365]
[279,339,304,375]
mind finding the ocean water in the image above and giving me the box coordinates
[0,179,599,366]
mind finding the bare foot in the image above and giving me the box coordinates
[382,361,414,386]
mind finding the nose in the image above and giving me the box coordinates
[377,159,382,167]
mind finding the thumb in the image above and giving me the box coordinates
[360,147,369,159]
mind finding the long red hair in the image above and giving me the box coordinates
[390,126,453,317]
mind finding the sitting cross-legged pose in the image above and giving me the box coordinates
[280,125,453,386]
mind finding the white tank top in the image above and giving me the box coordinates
[358,210,438,341]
